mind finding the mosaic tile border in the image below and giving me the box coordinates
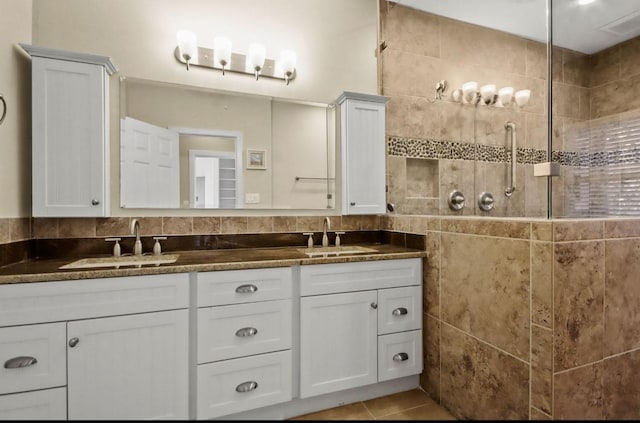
[388,136,640,167]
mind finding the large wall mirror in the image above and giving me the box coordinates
[119,77,336,210]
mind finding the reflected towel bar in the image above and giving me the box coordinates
[295,176,335,181]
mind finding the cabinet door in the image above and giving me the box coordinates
[299,290,378,398]
[67,310,189,420]
[32,56,109,217]
[340,95,386,215]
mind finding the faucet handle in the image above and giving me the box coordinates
[302,232,314,248]
[105,237,122,257]
[334,231,345,247]
[153,236,167,255]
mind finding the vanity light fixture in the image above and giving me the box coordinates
[515,89,531,107]
[174,31,297,84]
[480,84,497,105]
[498,86,514,107]
[462,81,479,104]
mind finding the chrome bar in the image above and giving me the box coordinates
[505,121,517,197]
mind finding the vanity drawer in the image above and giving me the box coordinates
[197,299,292,363]
[0,323,66,395]
[377,330,422,382]
[0,273,190,326]
[197,350,292,419]
[0,387,67,420]
[300,258,421,296]
[377,286,422,335]
[197,267,292,307]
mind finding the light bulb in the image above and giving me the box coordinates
[247,43,266,80]
[462,81,478,104]
[515,89,531,107]
[176,30,197,70]
[214,36,232,74]
[480,84,497,105]
[498,87,514,107]
[279,49,297,85]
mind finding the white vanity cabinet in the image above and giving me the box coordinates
[337,91,388,215]
[20,44,116,217]
[299,258,422,399]
[0,273,189,420]
[196,267,293,419]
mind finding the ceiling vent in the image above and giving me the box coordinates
[599,10,640,37]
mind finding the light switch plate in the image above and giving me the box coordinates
[245,193,260,204]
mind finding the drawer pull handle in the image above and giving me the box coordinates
[235,327,258,337]
[236,284,258,294]
[236,381,258,393]
[4,356,38,369]
[393,352,409,362]
[392,307,408,316]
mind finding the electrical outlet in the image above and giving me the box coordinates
[245,193,260,204]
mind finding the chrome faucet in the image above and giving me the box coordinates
[131,219,142,256]
[322,217,331,247]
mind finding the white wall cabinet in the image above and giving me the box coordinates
[299,259,422,399]
[20,44,116,217]
[337,91,388,215]
[0,273,189,420]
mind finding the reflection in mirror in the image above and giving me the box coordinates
[119,77,335,210]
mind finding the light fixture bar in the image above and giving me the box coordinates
[174,46,296,82]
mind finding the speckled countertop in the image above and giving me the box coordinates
[0,243,426,285]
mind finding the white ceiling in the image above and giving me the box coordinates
[393,0,640,54]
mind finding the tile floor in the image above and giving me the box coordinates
[290,388,456,420]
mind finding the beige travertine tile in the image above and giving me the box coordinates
[363,388,432,418]
[376,400,455,420]
[58,218,96,238]
[96,217,130,237]
[553,220,603,241]
[0,219,10,244]
[272,216,296,233]
[440,218,530,239]
[424,232,440,317]
[291,402,373,420]
[409,216,429,235]
[531,325,553,415]
[563,49,590,87]
[10,218,31,242]
[532,222,553,241]
[602,349,640,420]
[340,216,360,231]
[136,217,162,236]
[162,217,193,235]
[382,49,444,99]
[35,218,57,240]
[526,40,547,80]
[441,233,530,360]
[247,216,273,233]
[438,102,475,144]
[553,241,604,371]
[359,215,380,231]
[525,112,548,151]
[621,36,640,80]
[604,219,640,238]
[554,363,604,420]
[551,46,564,83]
[530,407,552,420]
[590,45,620,88]
[379,214,393,231]
[422,314,441,401]
[439,160,475,218]
[381,4,440,58]
[553,82,581,119]
[193,217,221,234]
[604,238,640,356]
[440,324,529,420]
[590,79,636,119]
[391,215,411,232]
[220,216,248,234]
[531,242,552,328]
[386,95,443,139]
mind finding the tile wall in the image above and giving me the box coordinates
[383,215,640,420]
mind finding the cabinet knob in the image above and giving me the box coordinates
[393,352,409,362]
[235,327,258,337]
[235,381,259,393]
[68,337,80,348]
[4,356,38,369]
[91,199,100,206]
[350,202,356,206]
[370,302,378,309]
[392,307,408,316]
[236,284,258,294]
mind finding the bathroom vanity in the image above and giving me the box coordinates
[0,243,423,420]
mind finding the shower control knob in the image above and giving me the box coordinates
[448,190,465,211]
[478,192,495,212]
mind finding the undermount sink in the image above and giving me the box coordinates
[297,246,377,257]
[60,254,180,270]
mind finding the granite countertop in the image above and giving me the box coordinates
[0,243,426,285]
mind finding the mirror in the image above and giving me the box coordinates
[119,77,335,210]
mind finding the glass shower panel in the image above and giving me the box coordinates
[551,0,640,218]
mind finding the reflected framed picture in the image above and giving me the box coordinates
[246,149,266,170]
